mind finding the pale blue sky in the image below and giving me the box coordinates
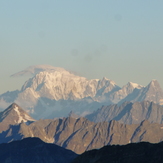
[0,1,163,93]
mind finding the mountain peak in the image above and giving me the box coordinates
[9,103,20,109]
[147,79,161,90]
[127,82,143,89]
[150,79,159,85]
[105,76,115,82]
[0,103,35,124]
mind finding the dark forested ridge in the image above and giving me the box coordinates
[0,137,77,163]
[72,141,163,163]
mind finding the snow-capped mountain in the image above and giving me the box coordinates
[12,67,120,118]
[20,71,119,101]
[0,65,163,119]
[119,79,163,105]
[109,82,144,103]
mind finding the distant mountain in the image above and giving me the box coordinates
[72,141,163,163]
[0,65,163,119]
[85,101,163,124]
[1,104,163,154]
[0,137,77,163]
[119,79,163,105]
[1,66,120,119]
[109,82,143,103]
[19,71,119,101]
[0,103,35,132]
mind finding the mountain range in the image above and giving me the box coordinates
[1,135,163,163]
[86,100,163,124]
[1,103,163,154]
[0,65,163,119]
[1,65,163,161]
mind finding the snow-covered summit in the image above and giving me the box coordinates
[127,82,143,89]
[19,69,119,101]
[108,81,143,103]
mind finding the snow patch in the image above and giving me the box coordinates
[14,106,26,123]
[128,82,143,89]
[14,106,34,123]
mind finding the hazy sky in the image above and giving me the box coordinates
[0,1,163,94]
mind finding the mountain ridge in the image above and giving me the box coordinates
[1,102,163,154]
[0,137,77,163]
[72,141,163,163]
[85,100,163,124]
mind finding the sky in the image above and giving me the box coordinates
[0,0,163,94]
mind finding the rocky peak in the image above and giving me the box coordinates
[98,77,117,88]
[0,103,35,124]
[146,79,162,91]
[68,111,80,119]
[142,80,163,103]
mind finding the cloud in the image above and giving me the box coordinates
[10,65,65,77]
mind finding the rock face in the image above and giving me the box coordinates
[0,137,77,163]
[1,105,163,154]
[72,141,163,163]
[86,101,163,124]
